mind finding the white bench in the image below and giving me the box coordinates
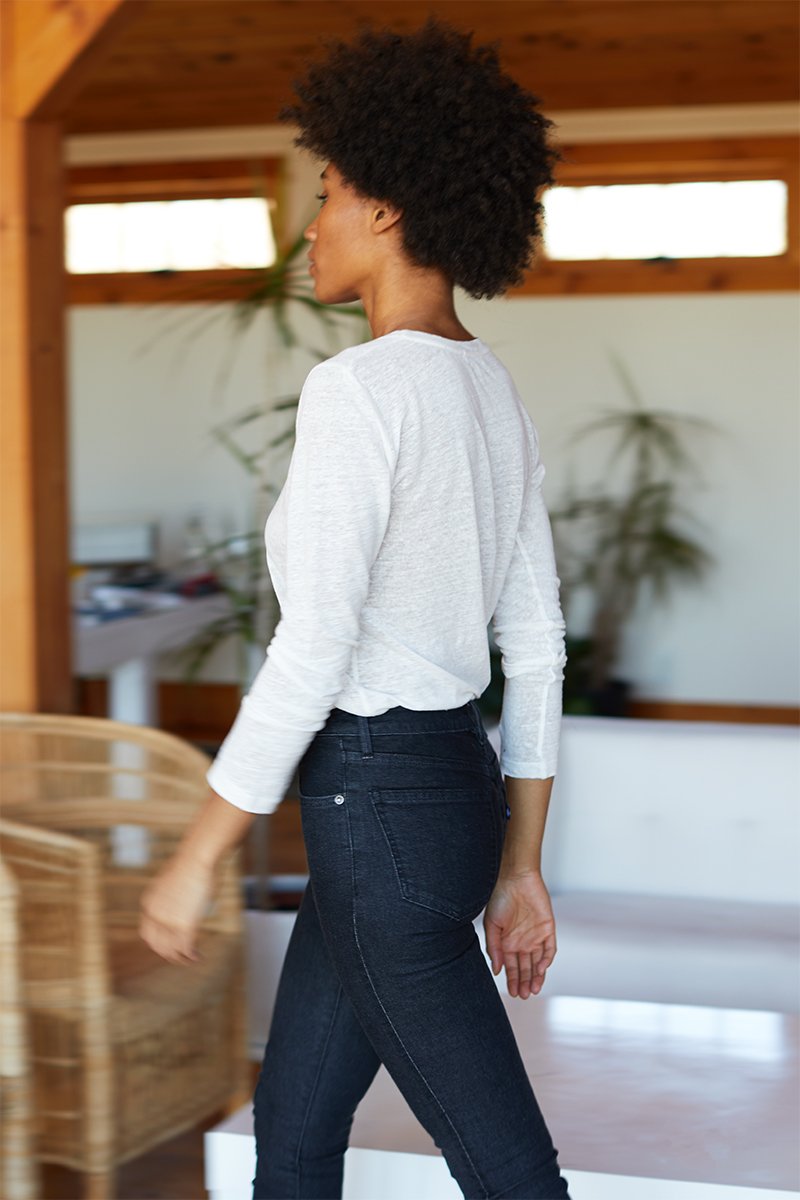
[540,716,799,908]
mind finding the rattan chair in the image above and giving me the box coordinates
[0,857,40,1200]
[0,713,251,1199]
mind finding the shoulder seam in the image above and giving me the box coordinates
[333,360,398,479]
[305,356,398,479]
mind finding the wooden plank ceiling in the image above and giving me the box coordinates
[64,0,800,135]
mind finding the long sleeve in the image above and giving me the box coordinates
[206,360,395,814]
[491,430,567,779]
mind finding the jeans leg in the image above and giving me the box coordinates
[300,754,571,1200]
[330,905,570,1200]
[251,880,382,1200]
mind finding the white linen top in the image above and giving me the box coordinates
[206,328,567,814]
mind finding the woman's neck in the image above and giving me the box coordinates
[361,262,470,342]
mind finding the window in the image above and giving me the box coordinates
[66,157,285,304]
[515,135,799,295]
[542,179,788,261]
[66,198,276,273]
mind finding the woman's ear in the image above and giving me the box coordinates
[373,203,403,233]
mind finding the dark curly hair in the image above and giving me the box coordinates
[278,15,563,299]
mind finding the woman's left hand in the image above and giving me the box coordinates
[483,869,557,999]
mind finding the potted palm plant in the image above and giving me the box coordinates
[549,350,719,715]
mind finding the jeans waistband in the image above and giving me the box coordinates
[319,699,484,742]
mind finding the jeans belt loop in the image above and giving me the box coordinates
[469,698,485,743]
[357,714,373,758]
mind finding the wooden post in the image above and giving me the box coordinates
[0,0,141,712]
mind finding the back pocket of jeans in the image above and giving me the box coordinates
[369,785,500,922]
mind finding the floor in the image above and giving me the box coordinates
[347,993,799,1189]
[39,906,799,1199]
[206,994,800,1200]
[41,1069,260,1199]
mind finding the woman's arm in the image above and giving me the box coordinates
[174,786,257,871]
[139,788,256,964]
[499,775,553,878]
[205,358,395,816]
[483,776,557,1000]
[484,417,566,999]
[140,360,395,961]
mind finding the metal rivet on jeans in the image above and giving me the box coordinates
[334,794,345,805]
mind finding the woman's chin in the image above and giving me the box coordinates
[310,273,359,306]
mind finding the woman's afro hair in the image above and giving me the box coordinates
[279,16,563,299]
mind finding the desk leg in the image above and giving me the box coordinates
[108,658,154,866]
[108,656,157,726]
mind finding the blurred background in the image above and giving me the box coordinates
[1,2,798,1198]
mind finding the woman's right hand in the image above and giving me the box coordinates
[139,852,214,965]
[483,869,558,999]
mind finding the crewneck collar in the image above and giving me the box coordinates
[380,329,490,353]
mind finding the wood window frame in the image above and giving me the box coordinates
[66,136,799,304]
[514,134,799,295]
[66,156,288,304]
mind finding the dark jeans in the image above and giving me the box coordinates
[252,699,571,1200]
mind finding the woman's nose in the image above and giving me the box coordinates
[304,219,317,241]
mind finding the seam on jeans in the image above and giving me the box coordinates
[352,748,494,778]
[342,799,489,1198]
[292,981,344,1198]
[316,724,475,738]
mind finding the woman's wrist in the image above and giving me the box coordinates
[174,788,256,872]
[173,842,218,874]
[498,857,542,881]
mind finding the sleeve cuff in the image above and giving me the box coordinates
[206,762,282,815]
[498,757,558,780]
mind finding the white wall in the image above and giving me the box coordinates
[67,150,800,706]
[68,299,360,684]
[68,290,799,706]
[68,303,354,567]
[457,290,800,706]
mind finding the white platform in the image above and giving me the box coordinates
[244,890,800,1070]
[528,716,800,907]
[206,988,799,1198]
[207,1136,799,1200]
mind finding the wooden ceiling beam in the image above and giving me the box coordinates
[1,0,141,713]
[10,0,145,120]
[60,0,800,134]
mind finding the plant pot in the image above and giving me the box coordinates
[587,678,631,717]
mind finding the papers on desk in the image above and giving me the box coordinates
[75,586,187,626]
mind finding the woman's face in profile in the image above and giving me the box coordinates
[304,162,387,305]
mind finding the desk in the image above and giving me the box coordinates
[74,593,231,725]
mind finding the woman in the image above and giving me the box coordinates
[140,17,571,1200]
